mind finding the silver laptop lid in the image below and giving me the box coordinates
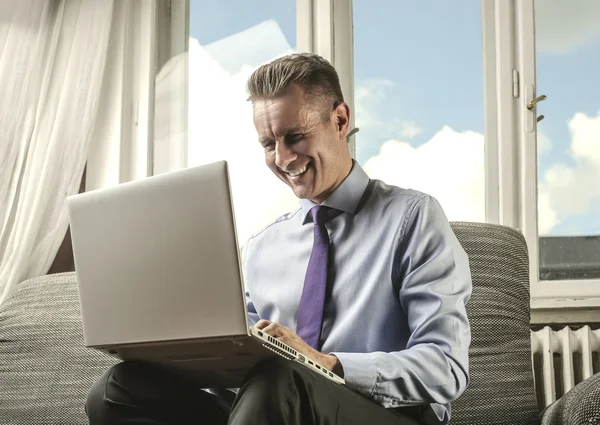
[68,161,249,347]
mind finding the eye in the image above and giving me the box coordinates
[263,141,275,151]
[286,133,304,144]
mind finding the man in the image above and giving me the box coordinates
[86,53,471,425]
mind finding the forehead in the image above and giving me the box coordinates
[252,86,317,139]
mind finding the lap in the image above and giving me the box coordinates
[87,361,230,425]
[88,358,421,425]
[231,357,420,425]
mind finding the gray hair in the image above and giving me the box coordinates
[246,53,344,121]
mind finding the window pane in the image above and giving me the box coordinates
[187,0,298,245]
[352,0,484,222]
[535,0,600,280]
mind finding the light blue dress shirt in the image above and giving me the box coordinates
[242,161,472,424]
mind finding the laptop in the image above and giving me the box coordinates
[67,160,345,388]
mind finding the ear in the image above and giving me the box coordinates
[333,102,351,141]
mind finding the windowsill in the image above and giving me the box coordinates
[530,297,600,325]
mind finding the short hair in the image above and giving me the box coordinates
[246,53,344,121]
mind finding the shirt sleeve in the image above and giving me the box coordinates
[241,238,260,327]
[331,195,472,407]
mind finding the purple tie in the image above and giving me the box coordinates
[296,205,336,349]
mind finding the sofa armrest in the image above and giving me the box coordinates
[0,272,118,424]
[540,372,600,425]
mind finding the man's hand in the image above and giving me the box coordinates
[254,320,344,377]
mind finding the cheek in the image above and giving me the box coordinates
[298,139,320,161]
[310,143,332,167]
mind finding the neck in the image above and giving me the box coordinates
[310,158,353,204]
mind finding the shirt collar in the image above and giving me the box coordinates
[301,160,370,224]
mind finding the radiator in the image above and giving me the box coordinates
[531,326,600,408]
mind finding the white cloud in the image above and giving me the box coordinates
[354,79,394,132]
[399,121,422,139]
[538,110,600,234]
[538,189,559,234]
[354,80,422,148]
[570,111,600,164]
[363,126,485,222]
[359,109,600,235]
[538,130,552,154]
[535,0,600,53]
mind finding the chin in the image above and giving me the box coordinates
[292,189,309,199]
[291,185,313,200]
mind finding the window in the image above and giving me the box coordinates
[352,0,485,222]
[186,0,299,245]
[533,0,600,281]
[509,0,600,310]
[150,0,600,312]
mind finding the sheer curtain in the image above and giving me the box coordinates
[0,0,114,304]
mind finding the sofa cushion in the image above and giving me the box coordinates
[0,272,117,425]
[449,222,540,425]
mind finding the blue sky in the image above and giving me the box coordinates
[537,38,600,170]
[352,1,484,161]
[188,0,600,237]
[189,0,296,46]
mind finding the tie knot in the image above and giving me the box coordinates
[310,205,338,226]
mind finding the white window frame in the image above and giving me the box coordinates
[489,0,600,319]
[516,0,600,312]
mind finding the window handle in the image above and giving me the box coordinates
[525,87,547,132]
[527,94,547,110]
[346,127,359,143]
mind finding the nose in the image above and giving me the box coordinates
[275,141,297,170]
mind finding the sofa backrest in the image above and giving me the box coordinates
[449,222,540,425]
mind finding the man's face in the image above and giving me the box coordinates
[252,84,352,204]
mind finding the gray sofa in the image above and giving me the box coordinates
[0,222,598,424]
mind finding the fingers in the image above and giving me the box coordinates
[254,319,272,330]
[253,321,314,358]
[255,320,289,339]
[262,322,285,338]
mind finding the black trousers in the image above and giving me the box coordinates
[86,356,423,425]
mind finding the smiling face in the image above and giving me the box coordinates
[252,84,352,204]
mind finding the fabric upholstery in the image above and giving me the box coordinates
[0,272,117,424]
[449,222,540,425]
[541,372,600,425]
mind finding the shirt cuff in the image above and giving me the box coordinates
[330,352,378,397]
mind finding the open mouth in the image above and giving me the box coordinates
[287,162,311,178]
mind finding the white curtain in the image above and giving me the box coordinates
[0,0,114,304]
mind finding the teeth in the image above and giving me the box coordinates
[289,165,308,177]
